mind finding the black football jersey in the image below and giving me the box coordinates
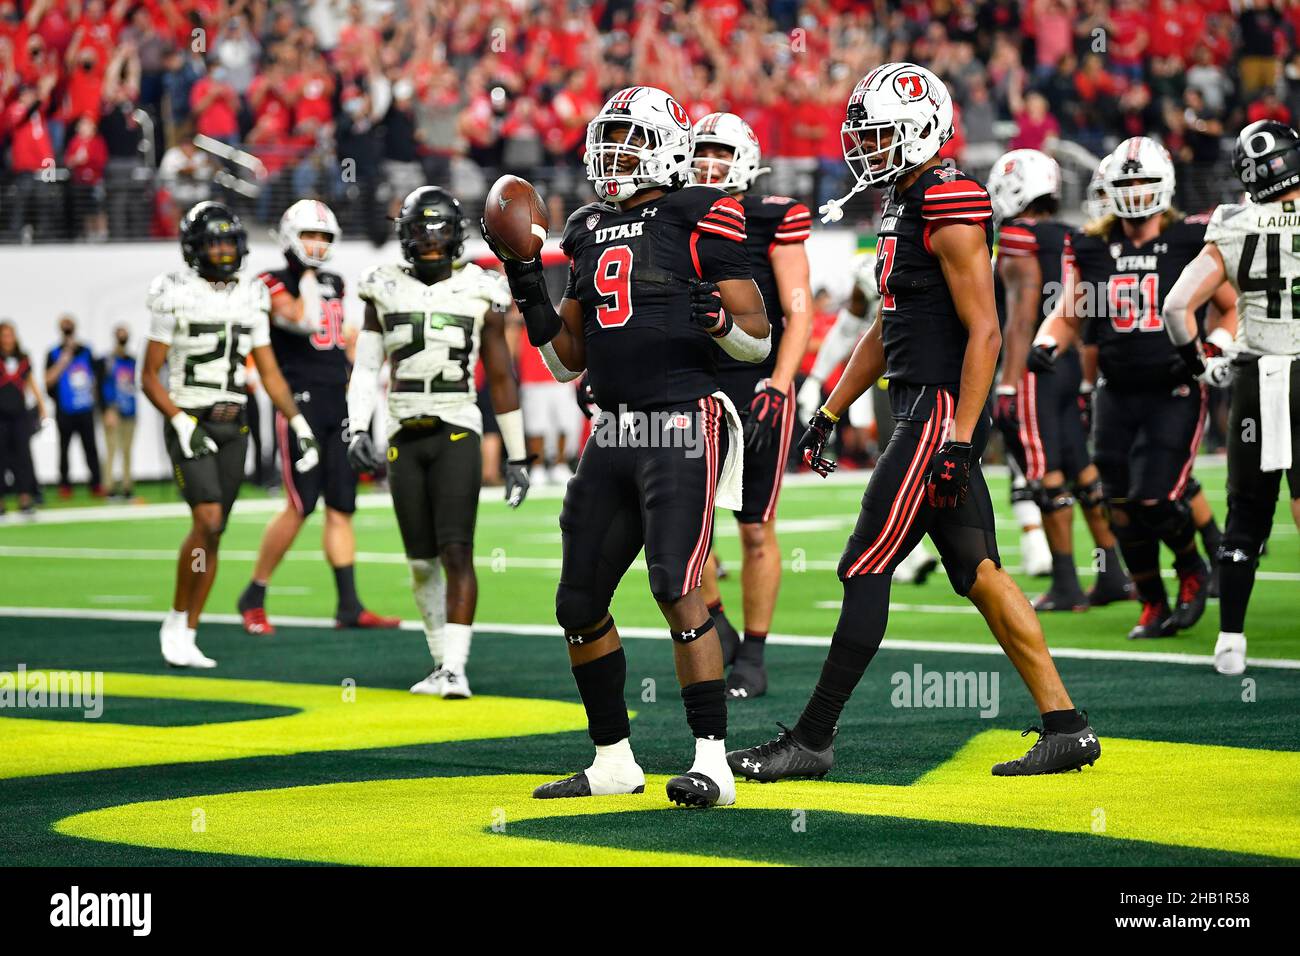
[714,193,811,406]
[875,165,994,389]
[1071,215,1211,389]
[560,185,752,411]
[998,216,1081,376]
[259,266,350,390]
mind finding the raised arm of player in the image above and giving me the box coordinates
[996,246,1043,388]
[931,221,1001,443]
[770,242,813,391]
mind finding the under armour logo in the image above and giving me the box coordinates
[641,207,658,218]
[1079,734,1097,746]
[942,462,954,478]
[691,778,708,790]
[741,758,762,771]
[679,628,696,640]
[566,634,584,645]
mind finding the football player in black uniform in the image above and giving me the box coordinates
[689,111,814,700]
[237,200,400,635]
[1035,137,1237,640]
[728,64,1099,781]
[487,86,770,808]
[987,149,1132,612]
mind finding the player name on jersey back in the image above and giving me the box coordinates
[358,261,510,436]
[1207,200,1300,356]
[146,270,271,409]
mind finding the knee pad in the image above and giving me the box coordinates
[1139,498,1191,539]
[1035,483,1075,515]
[647,562,686,604]
[1108,501,1145,544]
[671,618,714,644]
[1010,481,1036,505]
[564,614,615,647]
[1074,478,1105,510]
[555,582,610,636]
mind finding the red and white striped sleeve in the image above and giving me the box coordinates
[259,271,286,296]
[773,202,812,244]
[996,223,1039,258]
[694,195,747,242]
[920,179,993,223]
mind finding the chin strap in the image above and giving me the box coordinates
[819,177,871,224]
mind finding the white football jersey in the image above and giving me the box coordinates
[146,269,271,408]
[1206,200,1300,356]
[853,252,880,309]
[358,261,510,435]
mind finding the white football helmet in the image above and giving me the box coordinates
[689,112,769,194]
[1103,137,1175,219]
[1083,152,1116,220]
[278,199,339,267]
[986,149,1060,222]
[822,62,954,222]
[584,86,694,202]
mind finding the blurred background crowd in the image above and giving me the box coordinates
[4,0,1300,242]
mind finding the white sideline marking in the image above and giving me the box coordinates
[1,605,1297,671]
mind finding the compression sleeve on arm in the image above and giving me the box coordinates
[1162,252,1223,347]
[540,340,582,383]
[715,320,771,363]
[346,329,384,435]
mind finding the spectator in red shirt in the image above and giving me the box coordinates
[1009,92,1059,152]
[190,66,240,144]
[1107,0,1149,82]
[1247,90,1292,126]
[64,113,108,239]
[6,77,58,239]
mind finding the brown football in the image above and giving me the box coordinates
[484,175,548,261]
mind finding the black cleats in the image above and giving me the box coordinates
[726,658,767,700]
[1033,585,1089,612]
[532,772,646,799]
[727,723,835,782]
[714,612,741,667]
[992,721,1101,776]
[1127,600,1175,640]
[666,772,723,808]
[1087,573,1134,607]
[1168,565,1209,631]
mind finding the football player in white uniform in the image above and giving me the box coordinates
[796,251,941,585]
[1163,120,1300,674]
[347,186,530,699]
[140,202,320,668]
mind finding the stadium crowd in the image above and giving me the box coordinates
[4,0,1300,241]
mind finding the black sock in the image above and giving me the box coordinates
[1118,535,1165,605]
[1219,557,1257,634]
[572,648,630,746]
[239,580,267,612]
[1042,708,1087,733]
[794,574,891,750]
[1099,545,1125,580]
[681,679,727,740]
[1199,518,1223,558]
[1173,547,1207,574]
[333,564,362,619]
[738,630,767,662]
[1131,572,1168,607]
[1050,552,1081,590]
[707,600,724,616]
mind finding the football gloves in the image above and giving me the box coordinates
[689,278,731,336]
[289,414,320,473]
[483,218,560,347]
[575,372,597,419]
[1201,337,1234,388]
[800,408,839,477]
[1077,382,1094,434]
[926,440,974,509]
[347,431,382,473]
[169,412,217,460]
[1026,341,1058,374]
[745,381,788,454]
[992,385,1019,435]
[505,457,533,509]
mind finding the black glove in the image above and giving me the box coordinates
[575,372,598,419]
[479,217,507,261]
[505,457,532,508]
[1077,384,1094,434]
[189,422,216,459]
[489,239,559,346]
[689,278,731,336]
[347,432,382,473]
[992,387,1019,437]
[744,382,788,454]
[1172,341,1205,386]
[799,408,839,477]
[925,440,974,509]
[1026,342,1058,374]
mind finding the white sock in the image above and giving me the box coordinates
[164,608,186,630]
[443,623,472,673]
[593,737,638,770]
[409,558,446,665]
[184,627,198,646]
[586,738,644,794]
[689,737,728,775]
[1012,499,1042,529]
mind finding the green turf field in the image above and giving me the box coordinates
[2,461,1298,866]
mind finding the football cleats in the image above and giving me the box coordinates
[987,149,1060,222]
[1232,119,1300,202]
[689,111,769,193]
[395,186,467,283]
[585,86,694,202]
[822,62,954,222]
[278,199,339,267]
[1103,137,1175,219]
[180,201,247,281]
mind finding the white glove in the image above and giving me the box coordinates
[290,413,320,472]
[797,376,824,425]
[169,411,217,459]
[1201,355,1234,388]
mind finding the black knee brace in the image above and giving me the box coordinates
[671,618,715,644]
[1036,483,1075,514]
[556,580,613,635]
[1139,498,1192,540]
[564,615,615,647]
[1074,478,1105,510]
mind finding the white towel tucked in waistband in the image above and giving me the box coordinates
[711,391,745,512]
[1258,355,1293,473]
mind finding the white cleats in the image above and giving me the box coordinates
[1020,528,1053,577]
[161,617,217,669]
[410,667,472,698]
[1213,632,1247,676]
[893,543,939,585]
[409,668,447,695]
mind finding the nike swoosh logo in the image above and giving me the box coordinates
[450,432,469,441]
